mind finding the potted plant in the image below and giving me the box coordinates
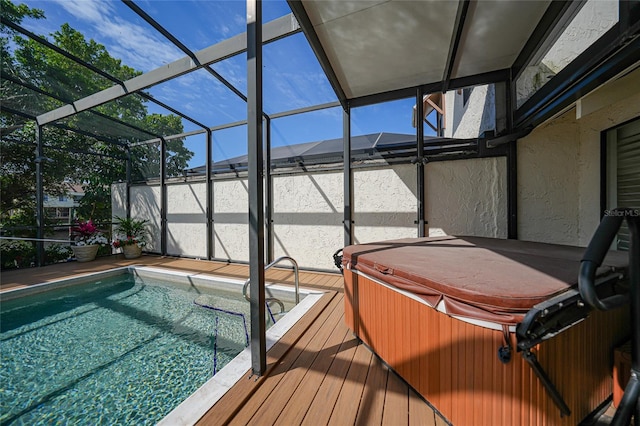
[71,220,109,262]
[112,217,149,259]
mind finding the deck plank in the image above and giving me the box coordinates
[409,389,437,426]
[325,340,374,426]
[300,328,361,425]
[382,370,409,426]
[224,294,344,425]
[239,296,347,425]
[197,291,338,425]
[354,354,388,426]
[272,320,351,425]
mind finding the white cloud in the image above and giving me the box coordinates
[54,0,114,23]
[149,70,247,125]
[212,59,246,92]
[52,0,181,71]
[232,13,245,28]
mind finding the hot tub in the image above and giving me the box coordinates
[342,236,630,426]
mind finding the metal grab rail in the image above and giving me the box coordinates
[578,207,639,426]
[243,256,300,305]
[0,236,73,243]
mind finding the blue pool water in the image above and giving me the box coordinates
[0,272,269,425]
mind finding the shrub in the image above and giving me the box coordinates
[45,244,72,264]
[1,239,35,270]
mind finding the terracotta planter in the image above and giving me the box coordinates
[72,244,99,262]
[122,244,142,259]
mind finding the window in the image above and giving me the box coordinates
[604,118,640,250]
[462,87,472,107]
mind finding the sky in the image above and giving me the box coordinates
[17,0,432,169]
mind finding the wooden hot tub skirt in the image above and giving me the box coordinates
[344,269,630,426]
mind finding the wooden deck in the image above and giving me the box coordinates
[1,255,447,425]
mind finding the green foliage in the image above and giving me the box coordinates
[0,207,36,240]
[1,0,193,230]
[1,241,75,270]
[0,239,35,269]
[112,216,149,247]
[0,0,44,24]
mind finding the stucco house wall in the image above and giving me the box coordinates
[111,183,127,221]
[115,156,508,270]
[518,71,640,246]
[427,157,507,238]
[444,84,495,139]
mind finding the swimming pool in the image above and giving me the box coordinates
[0,266,323,425]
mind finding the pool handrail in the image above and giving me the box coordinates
[242,256,300,305]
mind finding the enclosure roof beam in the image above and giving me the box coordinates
[2,73,160,140]
[133,99,343,146]
[137,92,208,129]
[349,68,509,109]
[131,129,207,146]
[122,0,194,62]
[122,0,248,103]
[267,101,341,119]
[1,103,126,146]
[1,17,207,132]
[36,14,300,126]
[286,0,347,110]
[441,0,471,93]
[0,104,36,120]
[48,123,128,146]
[1,18,121,86]
[515,19,640,129]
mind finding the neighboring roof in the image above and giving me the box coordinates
[61,182,85,195]
[186,132,476,175]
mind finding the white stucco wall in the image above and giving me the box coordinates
[130,185,161,252]
[444,84,495,138]
[518,113,581,244]
[115,157,510,267]
[272,172,343,270]
[518,71,640,246]
[575,89,640,246]
[426,157,507,238]
[353,164,417,244]
[166,182,207,258]
[213,178,249,262]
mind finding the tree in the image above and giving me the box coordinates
[1,0,193,229]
